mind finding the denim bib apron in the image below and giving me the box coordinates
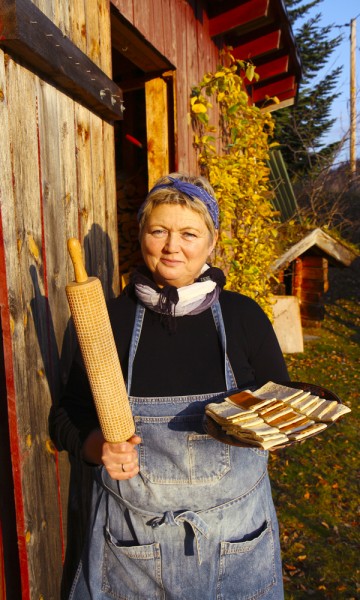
[69,302,284,600]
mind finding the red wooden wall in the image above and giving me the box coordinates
[111,0,220,175]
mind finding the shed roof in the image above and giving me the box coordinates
[272,228,358,271]
[206,0,302,110]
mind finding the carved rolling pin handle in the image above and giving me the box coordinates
[67,238,88,283]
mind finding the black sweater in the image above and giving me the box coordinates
[49,290,289,457]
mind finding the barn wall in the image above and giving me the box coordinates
[1,1,223,597]
[293,256,329,327]
[0,1,118,597]
[111,0,220,174]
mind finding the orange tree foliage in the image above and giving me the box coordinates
[190,50,281,317]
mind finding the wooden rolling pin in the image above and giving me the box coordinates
[66,238,135,442]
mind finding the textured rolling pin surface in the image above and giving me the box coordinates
[66,239,134,442]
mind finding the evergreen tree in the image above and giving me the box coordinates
[274,0,343,182]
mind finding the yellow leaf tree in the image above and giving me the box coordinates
[191,49,280,317]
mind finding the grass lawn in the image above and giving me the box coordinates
[269,259,360,599]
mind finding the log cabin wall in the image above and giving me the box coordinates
[111,0,221,279]
[0,1,224,597]
[111,0,220,175]
[0,1,119,597]
[292,256,329,327]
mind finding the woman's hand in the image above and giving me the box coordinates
[102,435,142,480]
[81,429,141,480]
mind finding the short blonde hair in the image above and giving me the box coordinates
[138,173,218,241]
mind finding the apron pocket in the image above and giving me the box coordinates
[217,520,276,600]
[102,527,165,600]
[135,415,231,484]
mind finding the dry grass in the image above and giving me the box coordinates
[269,258,360,599]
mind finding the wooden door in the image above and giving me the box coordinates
[0,1,121,597]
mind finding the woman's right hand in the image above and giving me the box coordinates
[81,429,141,480]
[102,435,142,480]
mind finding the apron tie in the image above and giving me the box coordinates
[150,510,209,565]
[102,471,210,564]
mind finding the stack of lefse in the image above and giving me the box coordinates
[205,381,351,450]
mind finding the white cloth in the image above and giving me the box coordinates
[135,265,218,317]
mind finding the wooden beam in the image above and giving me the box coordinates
[261,96,296,112]
[276,87,297,101]
[232,30,281,60]
[117,71,165,92]
[252,75,295,103]
[110,7,173,73]
[209,0,270,37]
[145,78,169,188]
[0,0,124,121]
[253,55,289,81]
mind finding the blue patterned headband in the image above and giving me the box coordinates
[137,177,219,228]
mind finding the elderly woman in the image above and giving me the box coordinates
[51,173,289,599]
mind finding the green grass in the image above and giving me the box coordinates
[269,262,360,599]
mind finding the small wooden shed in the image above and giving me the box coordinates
[0,1,301,597]
[272,228,358,327]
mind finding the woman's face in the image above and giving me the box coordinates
[140,203,218,288]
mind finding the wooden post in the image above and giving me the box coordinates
[145,77,170,188]
[350,18,356,177]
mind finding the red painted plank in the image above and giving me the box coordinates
[233,30,281,60]
[252,75,296,102]
[254,55,289,82]
[0,522,5,598]
[209,0,269,37]
[160,0,176,65]
[263,85,297,105]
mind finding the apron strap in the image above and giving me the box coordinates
[211,302,238,391]
[127,302,145,395]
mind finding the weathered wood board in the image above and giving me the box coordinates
[0,1,119,597]
[0,0,224,597]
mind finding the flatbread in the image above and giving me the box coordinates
[306,399,339,420]
[319,403,351,422]
[252,381,305,401]
[288,422,328,441]
[288,394,320,411]
[225,391,275,411]
[205,402,254,424]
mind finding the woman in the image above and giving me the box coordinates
[51,173,289,599]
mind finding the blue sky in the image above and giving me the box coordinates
[293,0,360,164]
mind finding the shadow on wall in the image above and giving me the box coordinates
[29,225,116,599]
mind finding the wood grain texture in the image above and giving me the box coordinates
[103,120,120,297]
[145,77,169,187]
[110,0,220,174]
[69,0,87,52]
[4,56,64,597]
[0,2,119,595]
[0,49,31,600]
[0,1,225,595]
[0,0,124,120]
